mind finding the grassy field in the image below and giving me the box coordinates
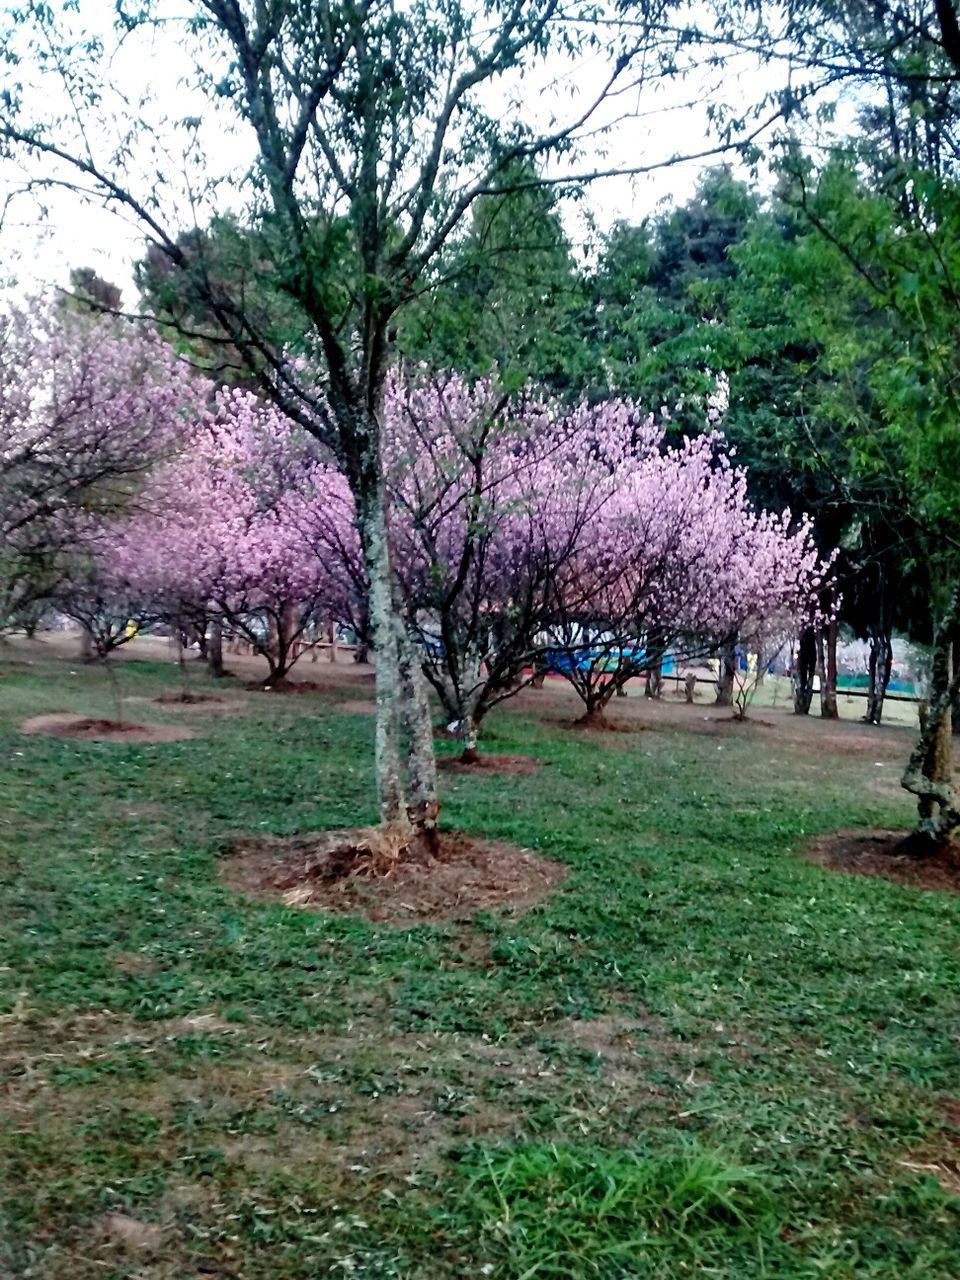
[1,639,958,1278]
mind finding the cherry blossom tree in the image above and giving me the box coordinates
[103,388,363,685]
[545,433,828,724]
[385,372,829,743]
[0,301,206,630]
[386,374,634,759]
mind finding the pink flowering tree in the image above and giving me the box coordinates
[543,433,828,724]
[104,389,363,684]
[0,302,205,629]
[386,376,659,758]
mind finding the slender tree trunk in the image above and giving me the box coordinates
[715,640,736,707]
[396,616,440,849]
[865,632,893,724]
[458,714,480,764]
[359,491,409,831]
[644,659,663,699]
[457,648,484,752]
[328,615,338,663]
[793,628,816,715]
[174,624,190,697]
[819,623,839,719]
[576,678,613,726]
[207,618,224,678]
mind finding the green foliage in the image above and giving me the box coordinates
[582,168,758,418]
[458,1141,776,1276]
[400,163,589,392]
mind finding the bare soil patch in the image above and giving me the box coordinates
[221,826,567,923]
[805,829,960,893]
[19,714,194,744]
[438,752,542,776]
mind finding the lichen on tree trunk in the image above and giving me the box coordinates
[396,615,440,849]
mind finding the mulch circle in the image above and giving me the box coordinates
[438,753,542,776]
[221,826,567,924]
[805,828,960,894]
[19,714,194,744]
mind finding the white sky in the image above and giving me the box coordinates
[0,4,858,305]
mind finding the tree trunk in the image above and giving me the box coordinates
[79,625,94,662]
[644,660,663,699]
[576,679,613,726]
[396,616,440,849]
[865,632,893,724]
[360,490,410,832]
[684,672,697,703]
[793,627,816,715]
[174,625,190,696]
[715,640,736,707]
[918,639,953,828]
[458,714,480,763]
[902,585,960,848]
[328,615,338,663]
[207,619,224,678]
[818,622,839,719]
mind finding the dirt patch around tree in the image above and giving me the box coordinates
[437,752,542,776]
[19,714,195,744]
[805,829,960,893]
[221,826,567,923]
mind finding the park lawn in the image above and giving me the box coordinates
[0,645,958,1279]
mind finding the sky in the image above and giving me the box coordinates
[0,2,856,305]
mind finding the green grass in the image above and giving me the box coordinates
[0,644,958,1278]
